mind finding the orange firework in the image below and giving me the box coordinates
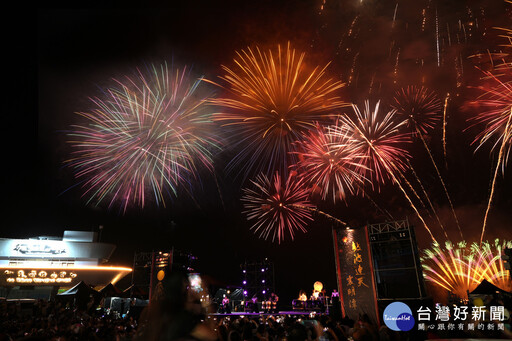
[207,42,348,178]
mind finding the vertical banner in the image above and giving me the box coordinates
[333,226,380,325]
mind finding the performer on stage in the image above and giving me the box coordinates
[220,295,231,314]
[222,296,231,314]
[330,289,341,320]
[270,292,279,313]
[247,295,259,313]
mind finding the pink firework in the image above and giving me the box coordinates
[337,101,411,187]
[391,86,442,135]
[241,172,315,243]
[468,69,512,168]
[293,122,366,202]
[66,63,219,212]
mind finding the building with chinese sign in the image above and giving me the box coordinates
[0,231,132,291]
[333,219,434,331]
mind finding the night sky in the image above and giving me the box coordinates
[4,1,512,307]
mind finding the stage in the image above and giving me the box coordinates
[210,310,329,317]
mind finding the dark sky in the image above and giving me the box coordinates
[4,0,512,306]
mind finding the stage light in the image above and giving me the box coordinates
[243,280,247,285]
[262,280,265,283]
[243,270,246,273]
[261,268,265,272]
[262,290,266,294]
[243,290,247,295]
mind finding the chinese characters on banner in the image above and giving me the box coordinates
[416,305,507,332]
[333,226,379,325]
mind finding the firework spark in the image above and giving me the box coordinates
[331,100,437,242]
[241,172,315,243]
[469,70,512,243]
[421,239,512,298]
[207,42,347,178]
[466,23,512,243]
[468,69,512,170]
[338,100,411,187]
[391,86,442,135]
[65,63,219,212]
[292,121,366,202]
[393,87,463,239]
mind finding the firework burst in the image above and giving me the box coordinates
[337,100,411,187]
[207,42,347,178]
[467,66,512,243]
[468,69,512,170]
[241,172,315,243]
[292,121,366,202]
[421,239,512,298]
[391,86,442,135]
[65,63,219,212]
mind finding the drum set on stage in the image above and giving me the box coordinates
[217,292,279,314]
[244,292,279,313]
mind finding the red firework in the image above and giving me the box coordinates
[337,101,412,187]
[241,172,315,243]
[292,122,366,202]
[468,69,512,168]
[391,86,442,135]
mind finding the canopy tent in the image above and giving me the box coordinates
[122,285,148,298]
[56,281,101,311]
[99,283,123,297]
[469,279,511,296]
[57,281,99,297]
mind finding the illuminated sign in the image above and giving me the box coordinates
[13,243,66,255]
[1,266,132,286]
[0,239,116,260]
[4,269,77,284]
[333,227,380,325]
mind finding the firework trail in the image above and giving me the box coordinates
[480,108,512,244]
[435,7,440,67]
[468,69,512,170]
[334,101,437,242]
[416,129,463,240]
[403,159,449,240]
[207,43,347,179]
[213,167,226,211]
[392,86,463,240]
[292,121,366,202]
[392,3,398,29]
[241,172,315,243]
[421,239,512,298]
[442,93,450,169]
[65,63,219,212]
